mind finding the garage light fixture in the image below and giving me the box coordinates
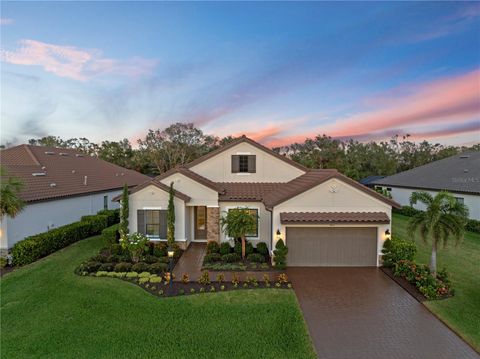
[384,229,391,240]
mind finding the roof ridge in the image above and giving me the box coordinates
[23,144,41,166]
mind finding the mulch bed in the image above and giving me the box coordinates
[127,278,292,298]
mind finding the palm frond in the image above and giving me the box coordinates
[409,191,433,207]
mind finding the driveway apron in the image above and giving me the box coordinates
[287,267,479,359]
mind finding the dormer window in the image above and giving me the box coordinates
[232,154,256,173]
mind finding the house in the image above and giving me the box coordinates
[0,145,149,250]
[371,152,480,220]
[359,175,385,188]
[121,136,399,267]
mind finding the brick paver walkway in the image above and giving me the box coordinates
[173,242,281,282]
[287,267,479,359]
[173,243,206,281]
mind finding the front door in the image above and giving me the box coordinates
[194,206,208,240]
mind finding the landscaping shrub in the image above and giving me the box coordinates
[221,253,241,263]
[101,224,119,246]
[233,240,253,256]
[245,241,254,255]
[206,241,220,254]
[144,254,160,264]
[96,209,120,226]
[219,242,232,255]
[12,213,112,266]
[234,241,242,255]
[393,260,453,300]
[0,257,7,268]
[273,239,288,269]
[131,262,150,273]
[198,270,211,285]
[204,253,222,263]
[393,205,422,217]
[99,262,115,271]
[109,244,124,255]
[80,261,102,273]
[466,218,480,234]
[246,253,266,263]
[80,215,109,233]
[114,262,132,272]
[256,242,269,256]
[381,235,417,268]
[149,262,168,274]
[158,257,170,264]
[152,243,167,257]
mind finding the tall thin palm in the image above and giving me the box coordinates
[0,166,26,219]
[408,191,468,276]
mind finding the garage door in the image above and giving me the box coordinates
[286,227,377,266]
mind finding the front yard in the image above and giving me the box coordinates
[0,235,315,359]
[392,213,480,351]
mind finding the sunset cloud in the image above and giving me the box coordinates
[0,39,158,81]
[325,69,480,137]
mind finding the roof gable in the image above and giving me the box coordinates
[186,135,307,172]
[113,181,191,202]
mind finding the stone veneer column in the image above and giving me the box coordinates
[206,207,220,243]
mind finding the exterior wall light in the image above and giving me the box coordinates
[384,229,391,240]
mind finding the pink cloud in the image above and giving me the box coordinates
[0,18,14,26]
[0,39,158,81]
[324,69,480,137]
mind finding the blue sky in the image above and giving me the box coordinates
[1,2,479,147]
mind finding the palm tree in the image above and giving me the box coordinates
[220,208,258,259]
[408,191,468,276]
[0,166,26,219]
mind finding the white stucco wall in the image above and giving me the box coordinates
[159,173,218,207]
[1,189,121,249]
[272,178,393,266]
[218,201,271,248]
[189,142,305,183]
[379,186,480,220]
[128,184,186,241]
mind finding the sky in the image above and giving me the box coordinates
[1,2,479,148]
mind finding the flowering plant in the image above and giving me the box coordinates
[120,232,149,263]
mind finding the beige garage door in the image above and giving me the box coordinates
[286,227,377,266]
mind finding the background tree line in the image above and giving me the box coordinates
[25,123,479,180]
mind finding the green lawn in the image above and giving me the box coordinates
[392,213,480,351]
[1,236,316,359]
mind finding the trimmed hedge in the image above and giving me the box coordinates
[466,218,480,234]
[102,224,120,246]
[96,209,120,226]
[393,205,421,217]
[12,211,117,266]
[381,236,417,268]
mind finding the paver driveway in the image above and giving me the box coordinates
[287,267,479,359]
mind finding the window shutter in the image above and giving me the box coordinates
[137,210,145,234]
[231,155,240,173]
[248,155,256,173]
[159,210,168,239]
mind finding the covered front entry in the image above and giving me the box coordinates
[194,206,208,241]
[286,227,377,266]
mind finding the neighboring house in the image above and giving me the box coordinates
[119,136,399,267]
[0,145,149,250]
[372,152,480,220]
[359,175,385,188]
